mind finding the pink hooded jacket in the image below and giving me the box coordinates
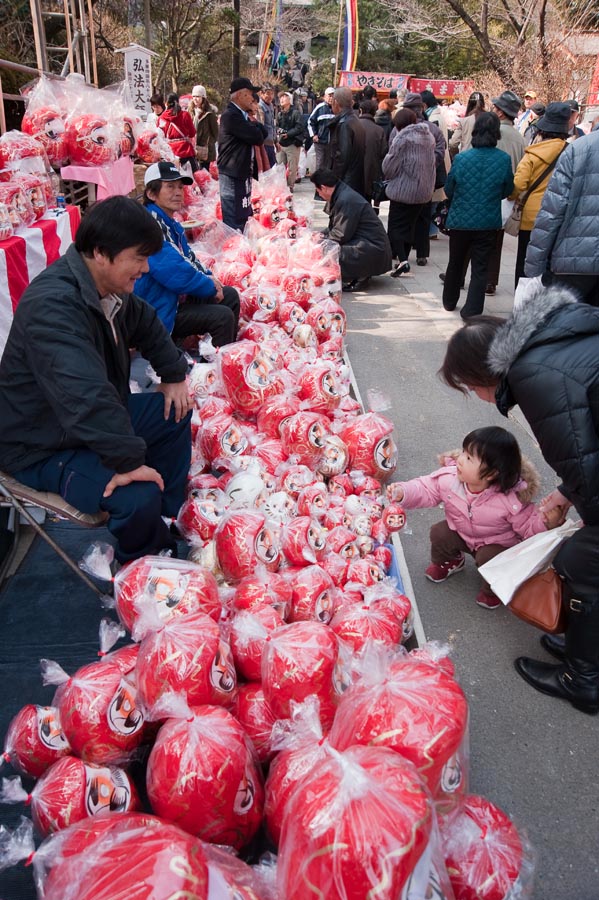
[396,455,547,551]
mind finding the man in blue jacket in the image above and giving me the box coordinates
[135,161,240,347]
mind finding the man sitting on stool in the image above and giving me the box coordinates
[0,196,192,564]
[136,161,240,348]
[310,168,392,292]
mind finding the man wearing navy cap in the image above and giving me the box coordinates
[217,77,268,231]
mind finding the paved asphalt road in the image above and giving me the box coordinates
[304,182,599,900]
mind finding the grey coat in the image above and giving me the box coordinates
[382,123,435,205]
[525,129,599,277]
[324,181,392,280]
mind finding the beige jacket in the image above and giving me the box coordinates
[449,114,476,157]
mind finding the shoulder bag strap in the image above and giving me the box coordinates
[519,146,566,205]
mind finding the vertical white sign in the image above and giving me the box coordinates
[123,45,153,117]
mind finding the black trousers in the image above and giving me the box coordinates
[172,286,240,347]
[486,228,504,288]
[514,229,531,288]
[443,229,497,317]
[412,201,433,259]
[387,200,425,262]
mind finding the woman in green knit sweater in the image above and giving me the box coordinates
[442,112,513,318]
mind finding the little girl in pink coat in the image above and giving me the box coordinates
[387,426,564,608]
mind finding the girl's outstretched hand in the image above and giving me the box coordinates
[386,483,404,503]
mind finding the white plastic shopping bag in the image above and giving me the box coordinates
[501,198,515,227]
[478,519,581,605]
[513,275,543,310]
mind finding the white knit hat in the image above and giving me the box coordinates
[192,85,207,98]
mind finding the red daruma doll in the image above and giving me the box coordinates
[277,744,432,899]
[340,412,398,481]
[134,612,237,712]
[439,794,536,900]
[215,509,281,584]
[43,646,147,765]
[261,621,344,729]
[113,556,222,636]
[329,649,469,801]
[0,756,139,837]
[146,704,264,849]
[35,813,211,900]
[3,705,71,778]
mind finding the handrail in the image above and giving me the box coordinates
[0,58,64,135]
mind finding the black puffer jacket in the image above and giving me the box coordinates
[325,181,392,281]
[488,286,599,524]
[0,245,187,475]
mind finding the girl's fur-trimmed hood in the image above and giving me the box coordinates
[438,450,541,503]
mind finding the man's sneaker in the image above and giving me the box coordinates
[475,588,501,609]
[425,554,465,583]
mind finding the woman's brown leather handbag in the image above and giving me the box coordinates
[509,567,566,634]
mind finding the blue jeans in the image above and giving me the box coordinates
[219,172,253,232]
[14,393,191,562]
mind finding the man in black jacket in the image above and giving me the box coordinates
[326,87,366,196]
[0,197,192,564]
[217,77,267,231]
[311,169,392,292]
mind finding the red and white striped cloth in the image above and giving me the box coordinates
[0,205,81,358]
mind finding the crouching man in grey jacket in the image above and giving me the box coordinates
[525,129,599,306]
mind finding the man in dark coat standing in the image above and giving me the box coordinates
[217,77,267,231]
[310,169,392,292]
[358,99,388,204]
[326,87,366,196]
[0,196,192,564]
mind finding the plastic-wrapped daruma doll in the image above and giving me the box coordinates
[340,412,398,481]
[2,705,71,778]
[439,794,535,900]
[113,556,222,634]
[135,612,237,712]
[215,509,281,584]
[65,114,118,167]
[0,756,139,837]
[46,646,147,765]
[146,704,264,849]
[35,813,211,900]
[276,744,432,899]
[21,106,68,167]
[261,621,343,729]
[329,653,469,800]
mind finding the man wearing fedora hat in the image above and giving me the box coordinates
[217,77,268,231]
[484,91,526,296]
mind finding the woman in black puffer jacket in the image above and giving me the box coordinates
[440,284,599,716]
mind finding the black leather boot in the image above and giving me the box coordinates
[540,633,566,661]
[515,599,599,715]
